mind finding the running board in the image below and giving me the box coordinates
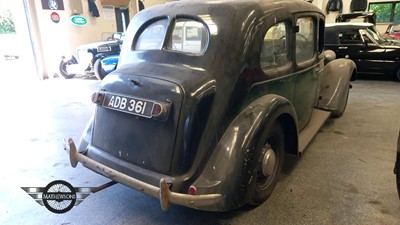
[298,109,331,156]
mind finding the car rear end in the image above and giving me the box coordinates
[73,1,228,210]
[67,0,280,211]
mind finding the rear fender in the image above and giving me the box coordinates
[191,95,297,211]
[318,58,356,112]
[77,116,93,152]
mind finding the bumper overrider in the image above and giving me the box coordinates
[64,138,223,211]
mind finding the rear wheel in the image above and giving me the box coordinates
[94,58,113,80]
[395,68,400,81]
[248,121,285,206]
[59,56,77,79]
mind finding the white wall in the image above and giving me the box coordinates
[29,0,177,79]
[29,0,139,78]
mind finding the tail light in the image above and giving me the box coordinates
[91,92,104,104]
[189,185,197,195]
[151,102,171,121]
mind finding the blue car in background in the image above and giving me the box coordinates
[93,50,119,80]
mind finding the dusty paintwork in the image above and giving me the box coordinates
[65,0,356,211]
[395,131,400,199]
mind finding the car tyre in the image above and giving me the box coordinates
[59,56,77,79]
[395,67,400,81]
[248,121,285,206]
[94,58,110,80]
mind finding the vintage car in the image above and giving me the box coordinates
[325,22,400,81]
[64,0,356,211]
[59,32,123,80]
[383,23,400,40]
[335,12,376,24]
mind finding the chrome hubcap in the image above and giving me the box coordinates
[262,147,276,177]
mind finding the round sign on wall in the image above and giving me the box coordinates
[70,15,87,26]
[50,12,60,23]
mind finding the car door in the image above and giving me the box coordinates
[293,16,319,131]
[361,28,400,74]
[248,21,295,110]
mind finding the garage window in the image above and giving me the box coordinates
[369,2,400,23]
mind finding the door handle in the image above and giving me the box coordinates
[338,47,348,49]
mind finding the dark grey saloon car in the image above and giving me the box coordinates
[64,0,355,212]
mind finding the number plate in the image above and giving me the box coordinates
[102,93,155,118]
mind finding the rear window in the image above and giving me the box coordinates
[135,19,168,50]
[167,19,209,54]
[135,18,209,54]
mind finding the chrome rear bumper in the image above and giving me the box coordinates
[64,138,223,211]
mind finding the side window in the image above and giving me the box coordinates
[325,30,339,45]
[167,19,209,54]
[393,25,400,32]
[339,31,362,44]
[260,22,288,69]
[135,19,168,50]
[296,17,314,63]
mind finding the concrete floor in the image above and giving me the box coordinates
[0,77,399,225]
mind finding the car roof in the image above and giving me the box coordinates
[119,0,324,68]
[335,12,376,24]
[128,0,323,52]
[137,0,323,20]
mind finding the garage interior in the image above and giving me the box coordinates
[1,0,399,224]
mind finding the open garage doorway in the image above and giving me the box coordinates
[115,7,129,32]
[0,0,38,81]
